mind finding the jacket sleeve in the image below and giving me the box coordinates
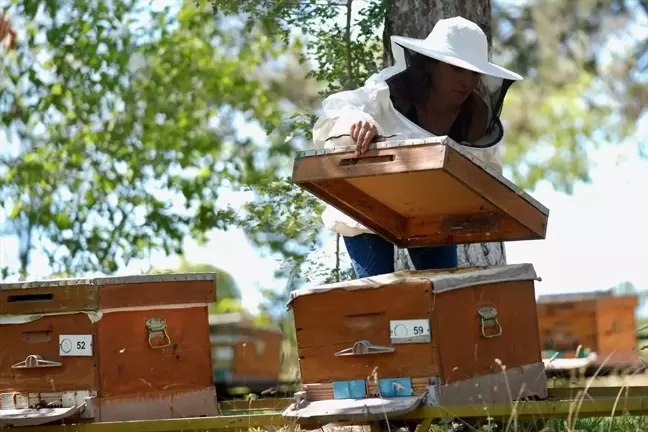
[312,86,386,149]
[484,145,504,175]
[463,145,504,176]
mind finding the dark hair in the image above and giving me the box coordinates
[388,49,436,106]
[386,47,474,142]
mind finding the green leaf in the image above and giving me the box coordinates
[8,204,21,220]
[0,2,308,277]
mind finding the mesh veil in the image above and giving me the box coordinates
[399,47,515,149]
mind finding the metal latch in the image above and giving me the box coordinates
[335,340,395,356]
[146,317,172,349]
[11,354,62,369]
[293,391,308,409]
[478,306,502,339]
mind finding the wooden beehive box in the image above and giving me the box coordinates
[292,137,550,248]
[537,291,639,362]
[0,273,219,426]
[283,264,547,422]
[208,312,283,396]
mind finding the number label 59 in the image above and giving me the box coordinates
[389,319,431,344]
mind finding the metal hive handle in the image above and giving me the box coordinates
[11,354,62,369]
[335,340,395,357]
[478,306,503,339]
[146,317,172,349]
[339,154,396,167]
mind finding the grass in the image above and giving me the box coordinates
[228,379,648,432]
[238,354,648,432]
[239,417,648,432]
[239,416,648,432]
[424,416,648,431]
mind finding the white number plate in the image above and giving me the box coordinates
[390,319,431,344]
[59,335,93,357]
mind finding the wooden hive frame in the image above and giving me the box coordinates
[292,137,550,248]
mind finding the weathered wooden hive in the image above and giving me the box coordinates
[0,273,219,427]
[292,137,550,248]
[537,291,639,366]
[283,264,548,423]
[208,312,283,395]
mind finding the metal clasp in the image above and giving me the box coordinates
[478,307,502,339]
[293,391,308,409]
[335,340,395,356]
[146,317,172,349]
[11,354,62,369]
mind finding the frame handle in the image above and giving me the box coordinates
[335,340,395,356]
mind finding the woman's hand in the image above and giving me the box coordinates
[350,120,384,156]
[0,15,16,50]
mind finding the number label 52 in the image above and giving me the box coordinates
[59,335,93,357]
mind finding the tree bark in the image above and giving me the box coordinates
[383,0,492,68]
[384,0,507,270]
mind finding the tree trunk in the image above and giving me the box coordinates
[385,0,507,270]
[383,0,492,68]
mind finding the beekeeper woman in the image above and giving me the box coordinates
[311,16,523,279]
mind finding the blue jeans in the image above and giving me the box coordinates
[343,234,458,279]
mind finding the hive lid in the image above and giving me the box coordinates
[0,273,217,316]
[282,394,425,424]
[543,353,598,371]
[0,405,85,427]
[0,272,216,290]
[208,312,283,333]
[536,290,614,304]
[287,263,539,307]
[292,137,550,248]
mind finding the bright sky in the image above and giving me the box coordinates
[0,0,646,317]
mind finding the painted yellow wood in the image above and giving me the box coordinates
[398,396,648,421]
[17,387,648,432]
[220,398,293,411]
[219,385,648,412]
[17,413,289,432]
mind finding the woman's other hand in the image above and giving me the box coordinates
[0,15,16,50]
[350,120,385,156]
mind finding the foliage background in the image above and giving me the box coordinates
[0,0,646,385]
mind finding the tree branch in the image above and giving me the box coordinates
[344,0,354,90]
[638,0,648,16]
